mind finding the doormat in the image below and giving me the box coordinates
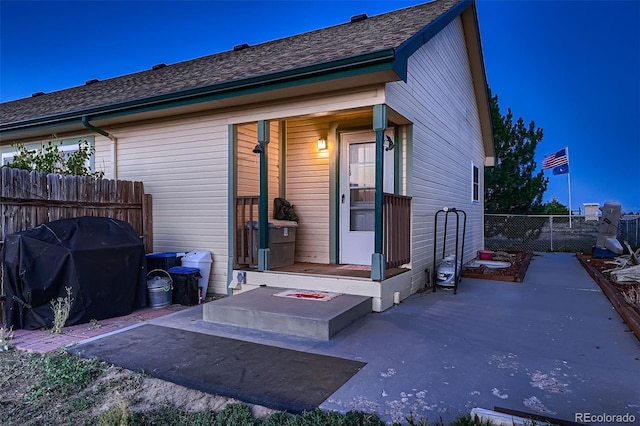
[273,289,342,301]
[69,324,365,413]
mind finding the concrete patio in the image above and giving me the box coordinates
[147,252,640,423]
[12,252,640,423]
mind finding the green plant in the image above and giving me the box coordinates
[4,138,104,177]
[130,403,215,425]
[25,349,107,402]
[215,403,258,426]
[0,326,14,352]
[51,286,73,334]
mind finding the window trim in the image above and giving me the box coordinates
[471,161,480,204]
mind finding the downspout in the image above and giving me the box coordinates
[81,116,117,179]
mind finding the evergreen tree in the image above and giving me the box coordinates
[542,196,570,214]
[485,92,548,214]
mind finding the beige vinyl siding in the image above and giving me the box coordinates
[386,16,485,292]
[285,117,332,263]
[226,87,384,125]
[236,123,259,197]
[93,134,112,177]
[236,121,280,219]
[107,113,229,295]
[284,109,375,264]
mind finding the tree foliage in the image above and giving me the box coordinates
[485,92,547,214]
[542,196,569,215]
[3,139,104,178]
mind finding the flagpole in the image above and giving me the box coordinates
[566,146,572,228]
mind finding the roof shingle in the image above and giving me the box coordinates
[0,0,460,124]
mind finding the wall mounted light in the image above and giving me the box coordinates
[384,135,395,151]
[317,138,327,151]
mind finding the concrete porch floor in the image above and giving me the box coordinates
[203,286,372,340]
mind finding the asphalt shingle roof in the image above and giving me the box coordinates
[0,0,460,125]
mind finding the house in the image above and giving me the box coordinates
[0,0,494,312]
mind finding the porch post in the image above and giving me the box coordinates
[372,104,387,281]
[257,120,270,271]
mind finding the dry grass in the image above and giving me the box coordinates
[50,286,73,334]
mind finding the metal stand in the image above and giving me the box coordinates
[432,207,466,294]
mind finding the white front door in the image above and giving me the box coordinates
[339,130,394,265]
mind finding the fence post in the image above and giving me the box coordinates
[550,216,554,252]
[142,194,153,253]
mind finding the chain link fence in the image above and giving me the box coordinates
[485,214,640,253]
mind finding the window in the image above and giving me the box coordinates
[1,152,15,165]
[1,137,96,171]
[471,162,479,203]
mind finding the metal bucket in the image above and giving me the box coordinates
[147,269,173,308]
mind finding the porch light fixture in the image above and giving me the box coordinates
[384,135,395,151]
[317,138,327,151]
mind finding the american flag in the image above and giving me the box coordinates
[542,148,569,170]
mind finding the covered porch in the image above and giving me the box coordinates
[228,104,413,311]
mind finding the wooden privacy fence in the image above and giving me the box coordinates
[0,168,152,252]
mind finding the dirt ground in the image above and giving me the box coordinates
[0,348,274,425]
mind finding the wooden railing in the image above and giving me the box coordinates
[234,196,259,266]
[234,193,411,270]
[383,193,412,268]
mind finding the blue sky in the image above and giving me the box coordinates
[1,0,638,212]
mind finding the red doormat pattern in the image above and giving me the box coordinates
[273,289,342,301]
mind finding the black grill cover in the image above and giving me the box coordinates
[2,216,147,329]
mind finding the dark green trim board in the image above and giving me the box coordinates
[373,105,386,255]
[1,50,397,137]
[394,0,472,81]
[227,124,237,295]
[329,122,340,264]
[372,104,387,281]
[257,120,270,271]
[278,121,286,199]
[405,125,414,197]
[394,126,402,194]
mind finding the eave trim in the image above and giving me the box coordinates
[1,49,396,136]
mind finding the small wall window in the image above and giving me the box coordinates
[1,137,96,171]
[471,162,479,203]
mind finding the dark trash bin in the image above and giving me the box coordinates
[146,252,179,272]
[168,266,201,306]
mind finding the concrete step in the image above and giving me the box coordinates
[202,287,371,340]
